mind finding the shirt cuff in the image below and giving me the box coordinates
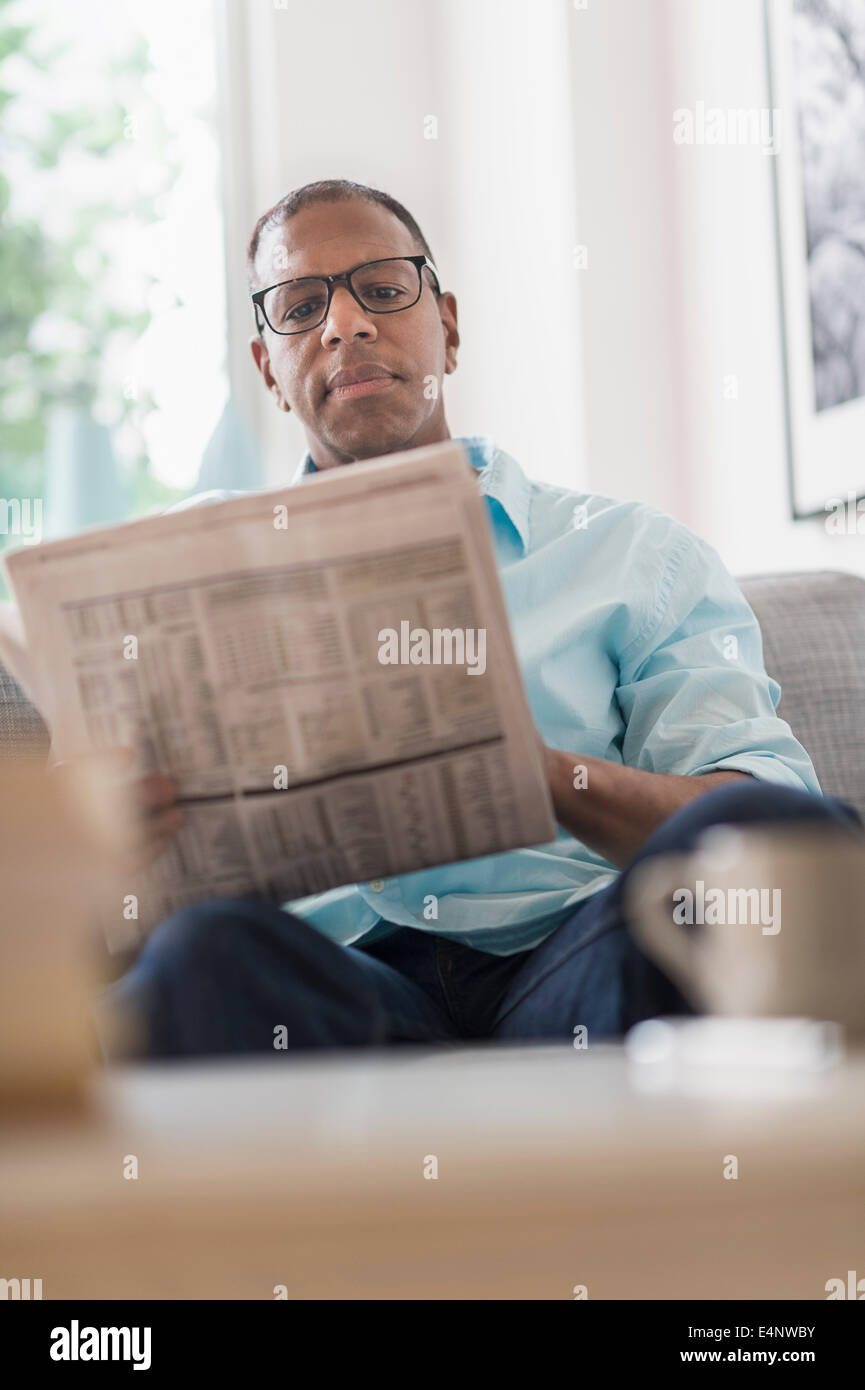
[685,754,822,796]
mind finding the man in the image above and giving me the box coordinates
[100,179,861,1058]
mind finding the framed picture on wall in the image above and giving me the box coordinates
[766,0,865,522]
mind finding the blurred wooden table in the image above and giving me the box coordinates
[1,1040,863,1300]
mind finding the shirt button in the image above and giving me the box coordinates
[368,879,385,892]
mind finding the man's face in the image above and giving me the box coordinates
[249,200,459,469]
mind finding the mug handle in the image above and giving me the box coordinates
[623,853,707,1008]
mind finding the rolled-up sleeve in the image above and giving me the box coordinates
[614,525,822,795]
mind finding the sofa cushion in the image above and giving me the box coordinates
[0,662,49,763]
[739,570,865,822]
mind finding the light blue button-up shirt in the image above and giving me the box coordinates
[173,434,821,955]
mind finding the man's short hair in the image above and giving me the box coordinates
[246,178,437,290]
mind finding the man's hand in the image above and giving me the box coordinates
[47,749,184,876]
[535,731,750,868]
[127,769,184,872]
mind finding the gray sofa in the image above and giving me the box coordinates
[739,571,865,822]
[2,570,864,820]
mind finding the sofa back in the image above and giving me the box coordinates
[739,570,865,823]
[0,664,49,763]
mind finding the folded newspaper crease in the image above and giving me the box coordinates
[4,441,556,948]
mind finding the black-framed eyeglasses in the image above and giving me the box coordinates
[251,254,441,335]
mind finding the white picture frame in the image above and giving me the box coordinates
[765,0,865,519]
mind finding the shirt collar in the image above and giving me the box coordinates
[291,433,531,553]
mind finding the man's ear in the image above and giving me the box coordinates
[439,292,459,376]
[249,335,291,413]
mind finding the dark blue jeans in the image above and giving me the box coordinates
[95,781,862,1059]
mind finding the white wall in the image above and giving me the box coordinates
[435,0,585,488]
[565,0,683,519]
[568,0,865,577]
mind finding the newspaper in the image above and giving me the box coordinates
[4,440,557,947]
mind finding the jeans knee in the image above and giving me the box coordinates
[140,896,286,975]
[694,778,861,831]
[620,778,862,894]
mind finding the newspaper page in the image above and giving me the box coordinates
[4,440,557,947]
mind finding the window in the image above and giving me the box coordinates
[0,0,228,588]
